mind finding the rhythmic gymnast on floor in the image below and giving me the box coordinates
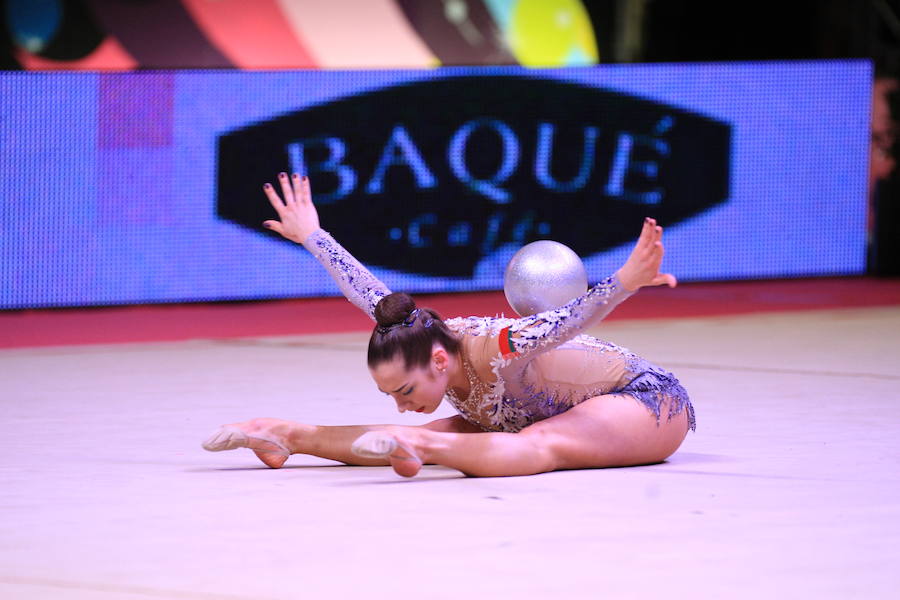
[203,173,694,478]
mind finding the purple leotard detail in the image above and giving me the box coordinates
[304,229,390,321]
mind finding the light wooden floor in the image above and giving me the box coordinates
[1,307,898,599]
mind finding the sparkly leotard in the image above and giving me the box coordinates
[306,229,695,434]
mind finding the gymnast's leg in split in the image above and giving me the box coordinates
[204,390,690,478]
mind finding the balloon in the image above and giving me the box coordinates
[503,240,588,316]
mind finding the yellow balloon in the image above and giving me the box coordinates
[508,0,599,67]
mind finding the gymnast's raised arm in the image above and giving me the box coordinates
[261,172,389,320]
[502,217,677,359]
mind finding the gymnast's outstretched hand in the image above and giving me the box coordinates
[261,172,320,244]
[615,217,677,292]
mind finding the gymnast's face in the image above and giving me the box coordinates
[369,350,448,415]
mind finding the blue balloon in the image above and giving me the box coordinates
[7,0,63,53]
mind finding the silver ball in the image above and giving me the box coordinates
[503,240,588,317]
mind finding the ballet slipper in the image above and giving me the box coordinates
[201,425,290,469]
[351,431,422,467]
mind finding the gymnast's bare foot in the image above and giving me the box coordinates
[351,430,423,478]
[202,418,293,469]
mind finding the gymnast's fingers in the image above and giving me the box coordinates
[290,172,307,204]
[641,227,656,261]
[651,220,663,244]
[652,240,665,268]
[301,176,312,205]
[291,173,312,206]
[652,272,678,288]
[263,220,285,235]
[650,225,663,257]
[263,182,285,214]
[636,218,652,253]
[299,174,312,206]
[278,172,295,204]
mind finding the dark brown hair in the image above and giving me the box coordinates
[367,292,461,369]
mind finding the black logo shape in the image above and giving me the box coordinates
[217,75,731,276]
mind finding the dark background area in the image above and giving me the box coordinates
[583,0,900,275]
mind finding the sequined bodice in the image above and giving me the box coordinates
[444,353,493,426]
[304,228,681,433]
[439,314,663,432]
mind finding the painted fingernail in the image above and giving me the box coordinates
[302,175,308,182]
[263,222,271,228]
[292,173,299,179]
[279,172,286,178]
[263,183,271,189]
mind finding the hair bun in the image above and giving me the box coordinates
[374,293,417,327]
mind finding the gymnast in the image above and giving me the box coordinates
[202,172,695,478]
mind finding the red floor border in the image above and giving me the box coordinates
[2,277,899,349]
